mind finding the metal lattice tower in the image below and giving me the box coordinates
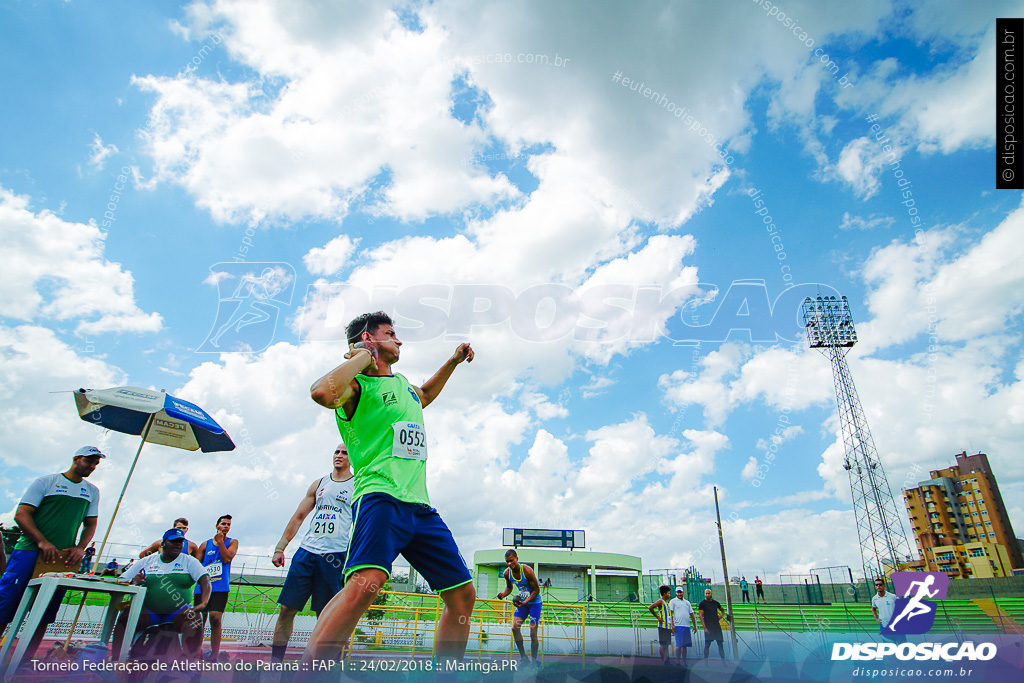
[801,295,912,581]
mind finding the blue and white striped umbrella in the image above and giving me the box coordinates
[73,386,235,569]
[74,386,235,452]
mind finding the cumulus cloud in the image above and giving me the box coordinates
[303,235,360,276]
[0,188,162,335]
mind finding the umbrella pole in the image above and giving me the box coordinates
[64,590,89,648]
[94,415,155,571]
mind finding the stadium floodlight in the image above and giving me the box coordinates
[800,296,912,582]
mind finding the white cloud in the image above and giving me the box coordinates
[755,424,804,453]
[838,211,895,231]
[0,188,163,335]
[832,136,893,200]
[133,8,517,225]
[0,325,126,478]
[740,455,759,482]
[303,235,360,276]
[519,390,568,420]
[88,133,119,170]
[580,375,614,399]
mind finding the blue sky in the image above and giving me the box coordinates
[1,0,1022,582]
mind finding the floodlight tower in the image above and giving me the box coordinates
[801,295,912,581]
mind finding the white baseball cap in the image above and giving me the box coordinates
[676,586,685,593]
[74,446,107,459]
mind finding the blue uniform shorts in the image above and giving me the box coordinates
[145,604,190,626]
[514,600,542,625]
[0,550,65,624]
[675,625,692,647]
[345,493,472,593]
[278,547,346,615]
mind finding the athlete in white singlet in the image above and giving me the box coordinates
[270,444,354,664]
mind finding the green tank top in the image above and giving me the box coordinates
[335,373,430,505]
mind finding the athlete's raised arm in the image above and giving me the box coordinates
[311,344,377,410]
[417,343,474,408]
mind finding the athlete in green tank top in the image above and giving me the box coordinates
[306,311,476,667]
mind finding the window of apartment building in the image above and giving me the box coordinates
[970,549,985,557]
[988,533,995,538]
[981,510,988,515]
[985,521,992,526]
[976,489,982,494]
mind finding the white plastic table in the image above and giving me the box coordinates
[0,575,146,678]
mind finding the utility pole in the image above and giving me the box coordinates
[714,486,739,658]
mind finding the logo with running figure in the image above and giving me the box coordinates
[885,571,949,635]
[198,263,295,353]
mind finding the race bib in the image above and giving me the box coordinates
[205,561,223,579]
[391,422,428,460]
[310,512,340,537]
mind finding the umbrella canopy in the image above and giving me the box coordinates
[72,386,235,573]
[74,386,234,452]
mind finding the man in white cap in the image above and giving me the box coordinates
[668,586,697,666]
[0,446,104,657]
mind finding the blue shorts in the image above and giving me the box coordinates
[514,601,542,625]
[278,547,346,614]
[145,604,190,626]
[675,626,692,647]
[345,493,472,593]
[0,550,65,624]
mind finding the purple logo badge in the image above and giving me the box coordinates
[885,571,949,635]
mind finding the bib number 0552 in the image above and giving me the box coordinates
[392,422,428,460]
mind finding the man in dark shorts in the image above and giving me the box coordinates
[0,446,102,658]
[114,528,212,657]
[648,584,674,666]
[698,587,727,661]
[194,515,238,660]
[755,575,766,603]
[302,311,476,667]
[270,444,354,665]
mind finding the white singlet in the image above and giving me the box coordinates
[298,473,354,554]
